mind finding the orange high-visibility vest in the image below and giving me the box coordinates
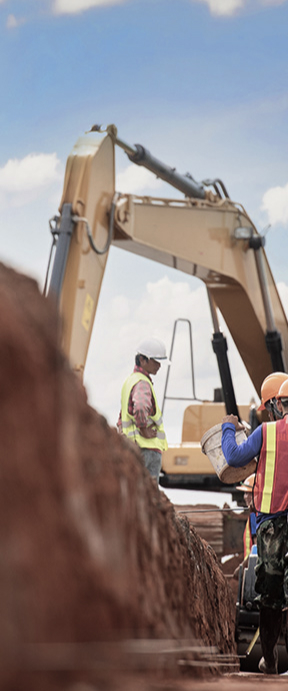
[243,518,253,559]
[254,417,288,513]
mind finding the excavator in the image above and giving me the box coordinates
[45,123,288,498]
[45,124,288,671]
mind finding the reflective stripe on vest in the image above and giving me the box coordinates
[261,422,276,513]
[254,418,288,514]
[121,372,168,452]
[243,518,252,559]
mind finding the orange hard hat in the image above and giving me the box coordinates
[236,474,255,492]
[276,378,288,400]
[258,372,288,411]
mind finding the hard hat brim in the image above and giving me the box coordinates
[257,402,265,411]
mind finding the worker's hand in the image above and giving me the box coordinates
[233,555,248,580]
[139,425,157,439]
[222,414,244,431]
[233,565,241,581]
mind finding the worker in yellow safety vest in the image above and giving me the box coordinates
[118,337,169,484]
[221,372,288,676]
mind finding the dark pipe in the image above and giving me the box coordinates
[128,144,206,200]
[212,331,240,418]
[265,330,285,372]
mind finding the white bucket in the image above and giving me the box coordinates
[200,423,257,484]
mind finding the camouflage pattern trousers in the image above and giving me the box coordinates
[255,515,288,610]
[140,448,162,483]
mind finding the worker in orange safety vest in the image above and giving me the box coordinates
[221,372,288,676]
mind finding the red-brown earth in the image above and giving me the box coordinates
[0,263,255,690]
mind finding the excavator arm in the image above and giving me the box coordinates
[113,193,288,395]
[48,132,115,375]
[48,125,288,400]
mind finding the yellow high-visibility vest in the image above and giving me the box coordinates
[121,372,168,451]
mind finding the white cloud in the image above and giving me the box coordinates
[6,14,26,29]
[0,153,62,207]
[116,164,163,195]
[193,0,288,15]
[261,182,288,226]
[50,0,288,16]
[0,153,60,192]
[52,0,125,14]
[194,0,245,15]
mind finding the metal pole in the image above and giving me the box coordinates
[48,203,74,306]
[254,247,276,333]
[254,246,285,371]
[108,130,206,200]
[162,319,196,415]
[207,289,240,418]
[207,289,220,333]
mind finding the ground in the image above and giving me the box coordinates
[0,263,285,690]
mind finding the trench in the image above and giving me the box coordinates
[0,263,286,690]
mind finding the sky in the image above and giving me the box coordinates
[0,0,288,507]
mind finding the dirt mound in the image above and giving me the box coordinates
[0,264,238,689]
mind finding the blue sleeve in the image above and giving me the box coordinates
[221,423,262,467]
[250,512,257,538]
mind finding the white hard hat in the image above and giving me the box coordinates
[136,337,171,363]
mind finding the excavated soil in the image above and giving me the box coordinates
[0,264,246,690]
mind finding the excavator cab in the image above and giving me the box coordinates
[160,399,254,493]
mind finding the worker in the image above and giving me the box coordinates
[233,474,256,580]
[221,371,288,675]
[236,474,257,561]
[118,337,169,484]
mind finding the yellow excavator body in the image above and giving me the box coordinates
[161,402,251,476]
[47,125,288,490]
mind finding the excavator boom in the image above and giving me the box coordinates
[48,126,288,397]
[46,125,288,491]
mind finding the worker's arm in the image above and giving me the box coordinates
[116,412,122,433]
[221,422,262,467]
[222,414,244,430]
[250,512,257,542]
[116,408,156,437]
[131,380,157,438]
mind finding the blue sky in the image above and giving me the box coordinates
[1,0,288,451]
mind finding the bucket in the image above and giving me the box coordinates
[200,423,257,484]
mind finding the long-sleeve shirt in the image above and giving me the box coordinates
[117,365,157,432]
[221,422,288,529]
[222,422,262,467]
[250,511,257,537]
[117,365,162,453]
